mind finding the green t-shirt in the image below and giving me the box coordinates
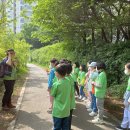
[95,71,107,98]
[127,77,130,91]
[4,67,17,80]
[72,67,79,82]
[51,78,71,118]
[53,76,58,84]
[66,75,76,110]
[78,71,86,86]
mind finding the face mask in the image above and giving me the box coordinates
[124,69,130,75]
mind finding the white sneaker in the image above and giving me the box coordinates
[87,108,92,112]
[94,115,99,119]
[82,97,86,101]
[92,118,104,124]
[78,96,82,100]
[89,111,97,117]
[86,105,91,109]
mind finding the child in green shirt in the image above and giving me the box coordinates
[66,63,76,130]
[92,62,107,124]
[72,62,80,96]
[78,64,86,100]
[51,64,71,130]
[116,63,130,130]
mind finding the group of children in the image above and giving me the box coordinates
[47,58,130,130]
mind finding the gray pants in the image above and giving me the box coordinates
[96,98,104,120]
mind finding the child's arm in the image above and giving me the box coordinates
[50,83,58,97]
[48,69,55,90]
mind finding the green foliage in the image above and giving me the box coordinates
[27,0,130,99]
[31,42,75,66]
[108,84,127,99]
[21,23,43,49]
[0,31,31,75]
[32,41,130,87]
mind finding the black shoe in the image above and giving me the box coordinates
[115,126,127,130]
[2,105,10,111]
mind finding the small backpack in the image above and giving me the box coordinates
[0,60,5,78]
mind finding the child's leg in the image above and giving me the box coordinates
[90,92,93,109]
[79,86,83,97]
[88,91,92,102]
[50,96,54,109]
[69,109,73,130]
[48,89,53,109]
[121,108,129,128]
[96,98,104,120]
[74,82,79,96]
[62,117,69,130]
[93,94,98,112]
[53,117,62,130]
[80,86,85,97]
[128,109,130,128]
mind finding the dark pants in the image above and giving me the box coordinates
[53,116,69,130]
[69,109,73,130]
[79,86,85,98]
[2,80,15,107]
[74,82,79,96]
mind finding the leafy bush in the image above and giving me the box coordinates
[31,42,76,67]
[32,41,130,88]
[0,32,30,75]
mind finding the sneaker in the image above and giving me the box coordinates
[92,118,104,124]
[82,97,86,101]
[2,105,9,110]
[86,105,91,109]
[89,111,97,117]
[78,96,82,100]
[94,115,99,119]
[8,104,16,109]
[87,108,92,112]
[115,126,127,130]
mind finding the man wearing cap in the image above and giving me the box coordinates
[2,49,17,110]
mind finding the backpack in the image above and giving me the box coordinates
[0,60,5,78]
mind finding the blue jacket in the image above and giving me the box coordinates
[48,68,55,89]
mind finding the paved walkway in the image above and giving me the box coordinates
[14,64,117,130]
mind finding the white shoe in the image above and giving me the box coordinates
[82,97,86,101]
[78,96,82,100]
[87,108,92,112]
[89,111,97,117]
[94,115,99,119]
[86,105,91,109]
[92,118,104,124]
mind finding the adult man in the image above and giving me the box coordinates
[2,49,17,110]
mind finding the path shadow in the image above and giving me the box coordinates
[72,102,115,130]
[15,110,52,130]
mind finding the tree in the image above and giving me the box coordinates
[21,23,43,49]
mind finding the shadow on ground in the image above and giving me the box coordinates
[15,110,52,130]
[72,102,115,130]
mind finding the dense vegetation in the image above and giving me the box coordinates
[26,0,130,97]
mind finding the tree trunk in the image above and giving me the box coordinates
[101,28,110,43]
[120,26,129,40]
[115,28,120,43]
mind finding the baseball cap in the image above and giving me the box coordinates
[89,62,97,67]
